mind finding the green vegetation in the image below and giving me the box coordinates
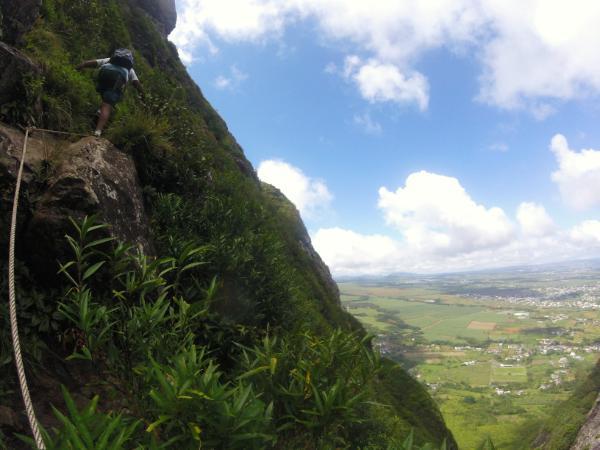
[341,287,554,346]
[533,359,600,449]
[0,0,455,447]
[340,281,600,449]
[5,217,442,448]
[491,364,527,384]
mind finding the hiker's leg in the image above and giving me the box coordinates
[95,102,112,132]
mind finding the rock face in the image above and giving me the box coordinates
[0,42,41,111]
[0,124,152,284]
[0,0,42,44]
[570,394,600,450]
[0,124,40,251]
[134,0,177,35]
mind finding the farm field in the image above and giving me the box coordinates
[342,290,557,345]
[339,266,600,449]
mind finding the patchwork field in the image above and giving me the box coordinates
[468,321,497,330]
[342,290,545,345]
[339,278,600,449]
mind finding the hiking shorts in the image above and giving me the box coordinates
[98,88,123,107]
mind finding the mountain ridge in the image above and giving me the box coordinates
[0,0,456,448]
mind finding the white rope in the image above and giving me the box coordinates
[8,127,46,449]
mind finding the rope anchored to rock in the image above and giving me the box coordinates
[8,126,95,449]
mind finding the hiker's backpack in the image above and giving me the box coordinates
[97,63,129,92]
[109,48,134,70]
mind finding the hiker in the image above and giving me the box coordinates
[76,48,144,137]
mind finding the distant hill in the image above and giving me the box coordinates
[338,258,600,285]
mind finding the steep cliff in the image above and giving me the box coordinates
[532,359,600,450]
[0,1,456,448]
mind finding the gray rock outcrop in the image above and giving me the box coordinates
[0,42,41,113]
[0,0,42,44]
[0,123,152,284]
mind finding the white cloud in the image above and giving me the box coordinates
[172,0,600,111]
[353,113,382,135]
[214,65,248,90]
[170,0,289,50]
[312,225,599,276]
[570,220,600,244]
[344,57,429,110]
[257,159,332,218]
[377,171,513,254]
[309,170,600,276]
[177,47,194,65]
[550,134,600,210]
[214,76,231,89]
[516,202,555,236]
[312,228,404,276]
[477,0,600,109]
[313,220,600,277]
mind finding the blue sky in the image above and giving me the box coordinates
[170,0,600,275]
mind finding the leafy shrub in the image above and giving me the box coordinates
[0,260,62,374]
[145,346,274,449]
[49,218,400,448]
[57,217,211,373]
[238,329,381,447]
[19,386,140,449]
[107,109,176,186]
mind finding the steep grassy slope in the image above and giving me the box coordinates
[0,0,456,447]
[13,0,354,335]
[530,359,600,449]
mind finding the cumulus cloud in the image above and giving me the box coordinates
[312,228,404,276]
[344,57,429,110]
[517,202,555,236]
[313,220,600,277]
[312,225,600,276]
[477,1,600,109]
[550,134,600,210]
[257,159,332,218]
[309,170,600,276]
[171,0,600,111]
[170,0,289,51]
[570,220,600,245]
[377,171,513,254]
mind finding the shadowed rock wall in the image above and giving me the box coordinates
[133,0,177,35]
[0,124,152,284]
[0,0,42,44]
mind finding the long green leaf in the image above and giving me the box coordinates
[83,261,105,281]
